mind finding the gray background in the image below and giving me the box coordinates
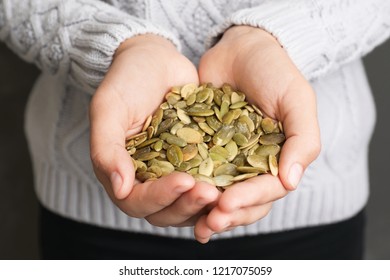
[0,39,389,259]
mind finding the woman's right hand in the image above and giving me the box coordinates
[89,34,220,227]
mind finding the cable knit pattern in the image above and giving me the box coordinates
[1,0,389,239]
[208,0,390,81]
[0,0,180,93]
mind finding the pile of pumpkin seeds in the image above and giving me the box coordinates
[126,83,285,190]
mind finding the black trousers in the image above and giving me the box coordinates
[39,205,365,260]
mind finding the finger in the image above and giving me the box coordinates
[194,215,213,244]
[198,49,235,88]
[278,83,321,190]
[145,181,220,227]
[116,172,195,218]
[218,174,287,213]
[90,90,135,200]
[209,203,273,232]
[194,203,272,243]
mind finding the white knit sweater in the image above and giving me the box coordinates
[1,0,389,239]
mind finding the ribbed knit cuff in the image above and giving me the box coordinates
[68,4,181,92]
[206,1,327,81]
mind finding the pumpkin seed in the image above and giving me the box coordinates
[166,145,183,167]
[142,115,153,132]
[225,140,238,162]
[232,173,259,182]
[160,133,187,147]
[136,171,157,182]
[176,127,203,144]
[255,144,281,157]
[182,144,198,161]
[261,117,276,134]
[177,108,191,124]
[147,165,163,177]
[214,163,239,176]
[247,155,269,171]
[259,133,286,145]
[269,154,279,176]
[199,157,214,177]
[126,83,285,191]
[133,151,160,161]
[230,101,248,109]
[213,175,234,187]
[193,174,216,186]
[213,125,235,146]
[181,83,197,99]
[233,133,249,146]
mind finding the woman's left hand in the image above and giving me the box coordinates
[194,26,321,243]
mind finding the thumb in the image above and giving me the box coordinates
[278,84,321,191]
[89,92,135,200]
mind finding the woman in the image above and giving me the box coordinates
[0,0,389,259]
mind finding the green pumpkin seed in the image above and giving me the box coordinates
[182,144,198,161]
[209,145,229,159]
[177,108,191,124]
[147,165,163,177]
[136,171,157,182]
[136,137,160,149]
[246,155,269,171]
[176,127,203,144]
[213,125,235,146]
[126,83,285,192]
[133,151,160,161]
[213,89,223,106]
[269,154,278,176]
[230,101,248,109]
[222,83,232,95]
[214,163,239,176]
[236,166,267,174]
[167,145,183,167]
[213,175,234,187]
[187,154,203,168]
[135,160,147,172]
[142,115,153,132]
[261,117,276,134]
[176,161,192,172]
[255,144,281,157]
[186,107,215,117]
[222,110,235,124]
[197,143,209,160]
[206,116,222,132]
[232,173,258,182]
[196,88,212,103]
[193,174,216,186]
[198,122,215,136]
[186,92,197,106]
[160,132,187,147]
[225,140,238,162]
[199,157,214,177]
[259,133,286,145]
[209,152,228,163]
[181,83,197,99]
[233,133,249,146]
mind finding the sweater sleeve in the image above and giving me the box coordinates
[0,0,181,93]
[207,0,390,81]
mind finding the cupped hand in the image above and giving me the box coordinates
[194,26,321,242]
[89,35,220,227]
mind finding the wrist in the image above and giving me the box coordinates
[115,34,177,58]
[221,25,281,48]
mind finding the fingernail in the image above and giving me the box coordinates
[110,171,122,196]
[288,163,303,189]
